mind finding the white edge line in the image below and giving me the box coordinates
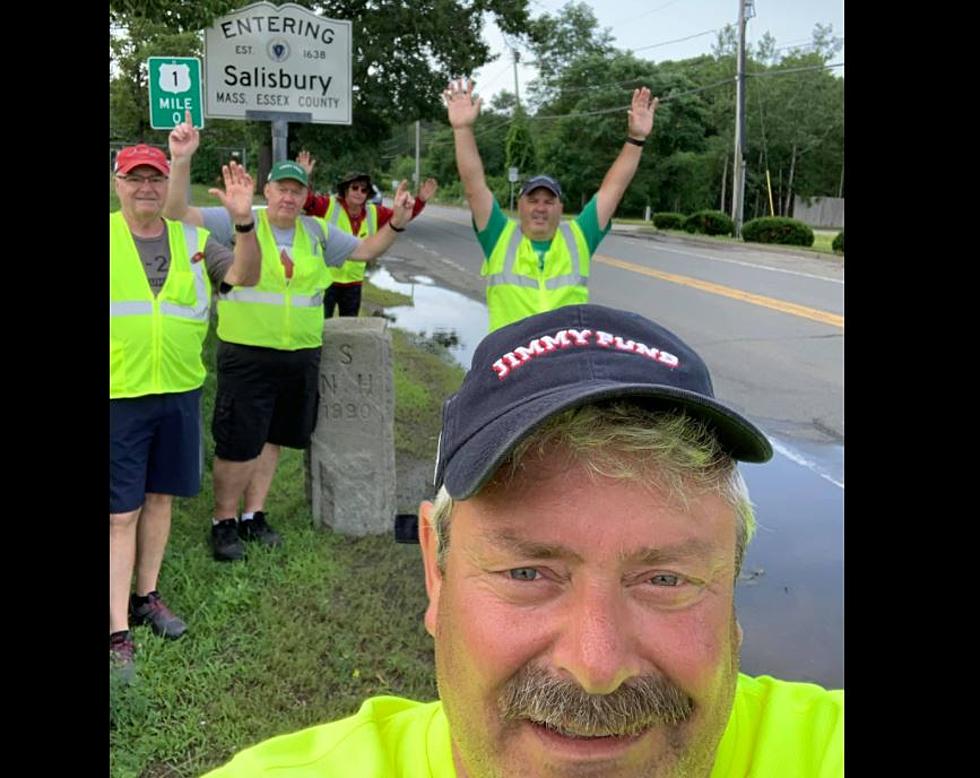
[622,240,844,284]
[770,439,844,491]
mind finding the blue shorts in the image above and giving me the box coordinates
[109,388,203,514]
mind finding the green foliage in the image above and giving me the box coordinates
[505,109,537,177]
[832,230,844,253]
[370,7,843,222]
[741,216,815,247]
[652,212,686,230]
[526,1,615,103]
[683,210,735,236]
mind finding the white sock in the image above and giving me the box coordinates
[213,516,238,526]
[241,511,256,522]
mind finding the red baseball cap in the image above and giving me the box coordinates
[115,144,170,176]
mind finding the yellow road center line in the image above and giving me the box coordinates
[594,254,843,329]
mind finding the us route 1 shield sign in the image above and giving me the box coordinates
[148,57,204,129]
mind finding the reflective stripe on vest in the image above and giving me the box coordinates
[486,223,587,289]
[216,209,332,350]
[220,289,324,307]
[484,220,590,331]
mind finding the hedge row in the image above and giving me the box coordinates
[683,210,735,236]
[741,217,814,247]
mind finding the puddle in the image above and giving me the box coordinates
[368,267,488,368]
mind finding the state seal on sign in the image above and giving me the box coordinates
[267,38,290,62]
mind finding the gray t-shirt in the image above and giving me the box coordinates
[201,206,360,269]
[133,229,234,296]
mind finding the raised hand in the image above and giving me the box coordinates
[169,110,200,160]
[444,78,482,129]
[627,87,658,141]
[390,179,415,228]
[209,161,255,223]
[296,150,316,177]
[417,177,438,202]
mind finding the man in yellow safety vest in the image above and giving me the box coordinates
[294,153,439,318]
[445,78,659,332]
[202,305,842,778]
[110,140,261,680]
[163,116,417,564]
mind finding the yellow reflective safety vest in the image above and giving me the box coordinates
[109,212,211,399]
[200,675,843,777]
[324,199,377,284]
[217,209,333,351]
[483,220,590,332]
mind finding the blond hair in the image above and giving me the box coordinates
[430,403,756,577]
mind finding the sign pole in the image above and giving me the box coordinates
[272,119,288,163]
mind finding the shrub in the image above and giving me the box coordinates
[683,210,735,236]
[652,212,686,230]
[741,216,815,247]
[832,231,844,253]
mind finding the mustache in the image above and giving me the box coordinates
[498,665,694,738]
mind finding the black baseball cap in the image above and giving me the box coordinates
[519,175,562,199]
[434,304,772,501]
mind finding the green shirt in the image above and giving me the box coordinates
[475,195,611,272]
[203,674,843,777]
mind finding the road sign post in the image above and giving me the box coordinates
[147,57,204,129]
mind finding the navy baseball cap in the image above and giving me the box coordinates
[519,175,562,199]
[434,304,772,501]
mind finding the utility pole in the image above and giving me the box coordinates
[512,48,521,110]
[414,120,421,188]
[731,0,754,237]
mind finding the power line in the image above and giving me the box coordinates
[630,29,718,54]
[748,62,843,78]
[416,62,839,150]
[609,0,687,27]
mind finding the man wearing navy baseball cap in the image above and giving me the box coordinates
[445,77,658,332]
[204,305,842,778]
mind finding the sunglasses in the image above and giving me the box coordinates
[348,183,370,193]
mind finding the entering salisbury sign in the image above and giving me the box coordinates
[204,2,351,124]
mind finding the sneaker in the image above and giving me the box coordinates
[239,511,282,547]
[212,518,245,561]
[129,592,187,639]
[110,632,136,683]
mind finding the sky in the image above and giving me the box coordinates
[473,0,844,103]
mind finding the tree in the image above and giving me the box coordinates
[525,1,614,107]
[110,0,538,174]
[505,108,537,178]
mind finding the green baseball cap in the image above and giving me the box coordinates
[267,160,309,187]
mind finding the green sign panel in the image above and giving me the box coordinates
[147,56,204,129]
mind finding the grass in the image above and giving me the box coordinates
[111,188,466,776]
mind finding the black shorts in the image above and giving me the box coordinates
[212,340,321,461]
